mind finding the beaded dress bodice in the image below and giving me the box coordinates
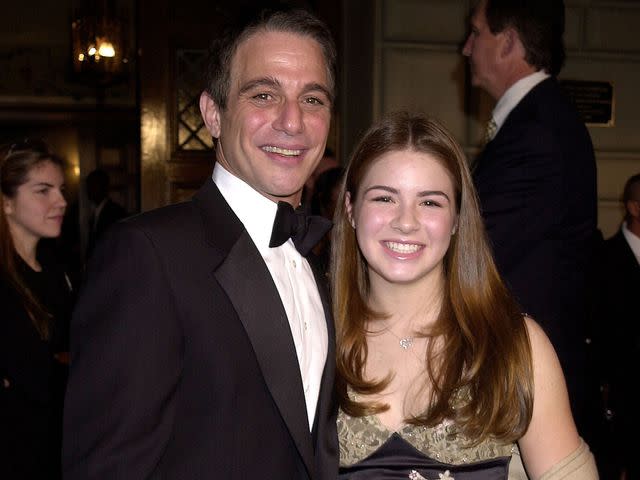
[338,394,528,480]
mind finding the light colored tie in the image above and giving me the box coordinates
[484,117,497,144]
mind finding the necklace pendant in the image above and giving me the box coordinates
[399,337,413,350]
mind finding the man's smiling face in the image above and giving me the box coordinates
[205,30,332,206]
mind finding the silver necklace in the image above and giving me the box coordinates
[399,337,414,350]
[385,328,414,350]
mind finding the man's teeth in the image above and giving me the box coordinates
[385,242,421,254]
[263,146,302,156]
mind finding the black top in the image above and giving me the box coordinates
[0,246,73,479]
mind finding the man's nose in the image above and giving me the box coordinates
[273,99,304,135]
[462,35,473,56]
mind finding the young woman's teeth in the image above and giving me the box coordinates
[263,146,301,156]
[386,242,420,254]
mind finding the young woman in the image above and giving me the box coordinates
[331,113,597,479]
[1,140,73,478]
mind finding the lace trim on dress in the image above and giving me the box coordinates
[338,388,516,467]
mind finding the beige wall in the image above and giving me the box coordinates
[350,0,640,238]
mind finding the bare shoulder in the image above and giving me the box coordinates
[523,316,569,409]
[523,316,558,371]
[519,316,582,479]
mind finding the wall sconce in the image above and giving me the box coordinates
[71,0,131,86]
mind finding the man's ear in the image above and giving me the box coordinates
[628,199,640,220]
[345,192,356,229]
[501,27,525,61]
[199,91,222,139]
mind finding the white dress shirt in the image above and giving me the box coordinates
[622,221,640,265]
[491,70,550,137]
[213,163,328,430]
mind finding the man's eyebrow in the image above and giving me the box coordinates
[30,182,56,188]
[238,77,280,95]
[302,82,333,102]
[238,77,333,102]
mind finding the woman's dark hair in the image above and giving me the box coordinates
[1,139,64,338]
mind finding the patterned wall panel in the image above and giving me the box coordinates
[176,49,214,151]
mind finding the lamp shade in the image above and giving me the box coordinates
[71,1,131,86]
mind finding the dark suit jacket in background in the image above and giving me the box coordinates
[63,179,338,479]
[473,77,598,424]
[86,198,128,259]
[593,229,640,469]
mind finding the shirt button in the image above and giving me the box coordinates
[292,259,297,268]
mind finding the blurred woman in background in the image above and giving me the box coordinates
[1,140,73,478]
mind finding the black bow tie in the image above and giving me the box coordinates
[269,201,332,256]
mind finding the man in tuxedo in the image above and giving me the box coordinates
[63,9,338,479]
[595,174,640,478]
[463,0,598,429]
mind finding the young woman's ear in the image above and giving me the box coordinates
[345,192,356,229]
[2,195,14,216]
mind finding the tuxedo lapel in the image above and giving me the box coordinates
[214,234,314,474]
[194,181,315,476]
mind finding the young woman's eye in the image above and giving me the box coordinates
[372,196,393,203]
[422,199,442,207]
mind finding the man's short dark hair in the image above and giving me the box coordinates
[623,173,640,205]
[86,168,110,203]
[483,0,566,76]
[204,8,337,110]
[86,168,110,190]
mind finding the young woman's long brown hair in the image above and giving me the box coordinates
[0,140,64,339]
[331,112,533,443]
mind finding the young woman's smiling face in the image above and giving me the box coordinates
[346,149,458,290]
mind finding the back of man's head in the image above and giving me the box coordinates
[204,8,336,111]
[86,168,110,204]
[623,173,640,224]
[483,0,566,76]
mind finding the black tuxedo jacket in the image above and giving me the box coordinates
[63,179,338,479]
[473,78,598,418]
